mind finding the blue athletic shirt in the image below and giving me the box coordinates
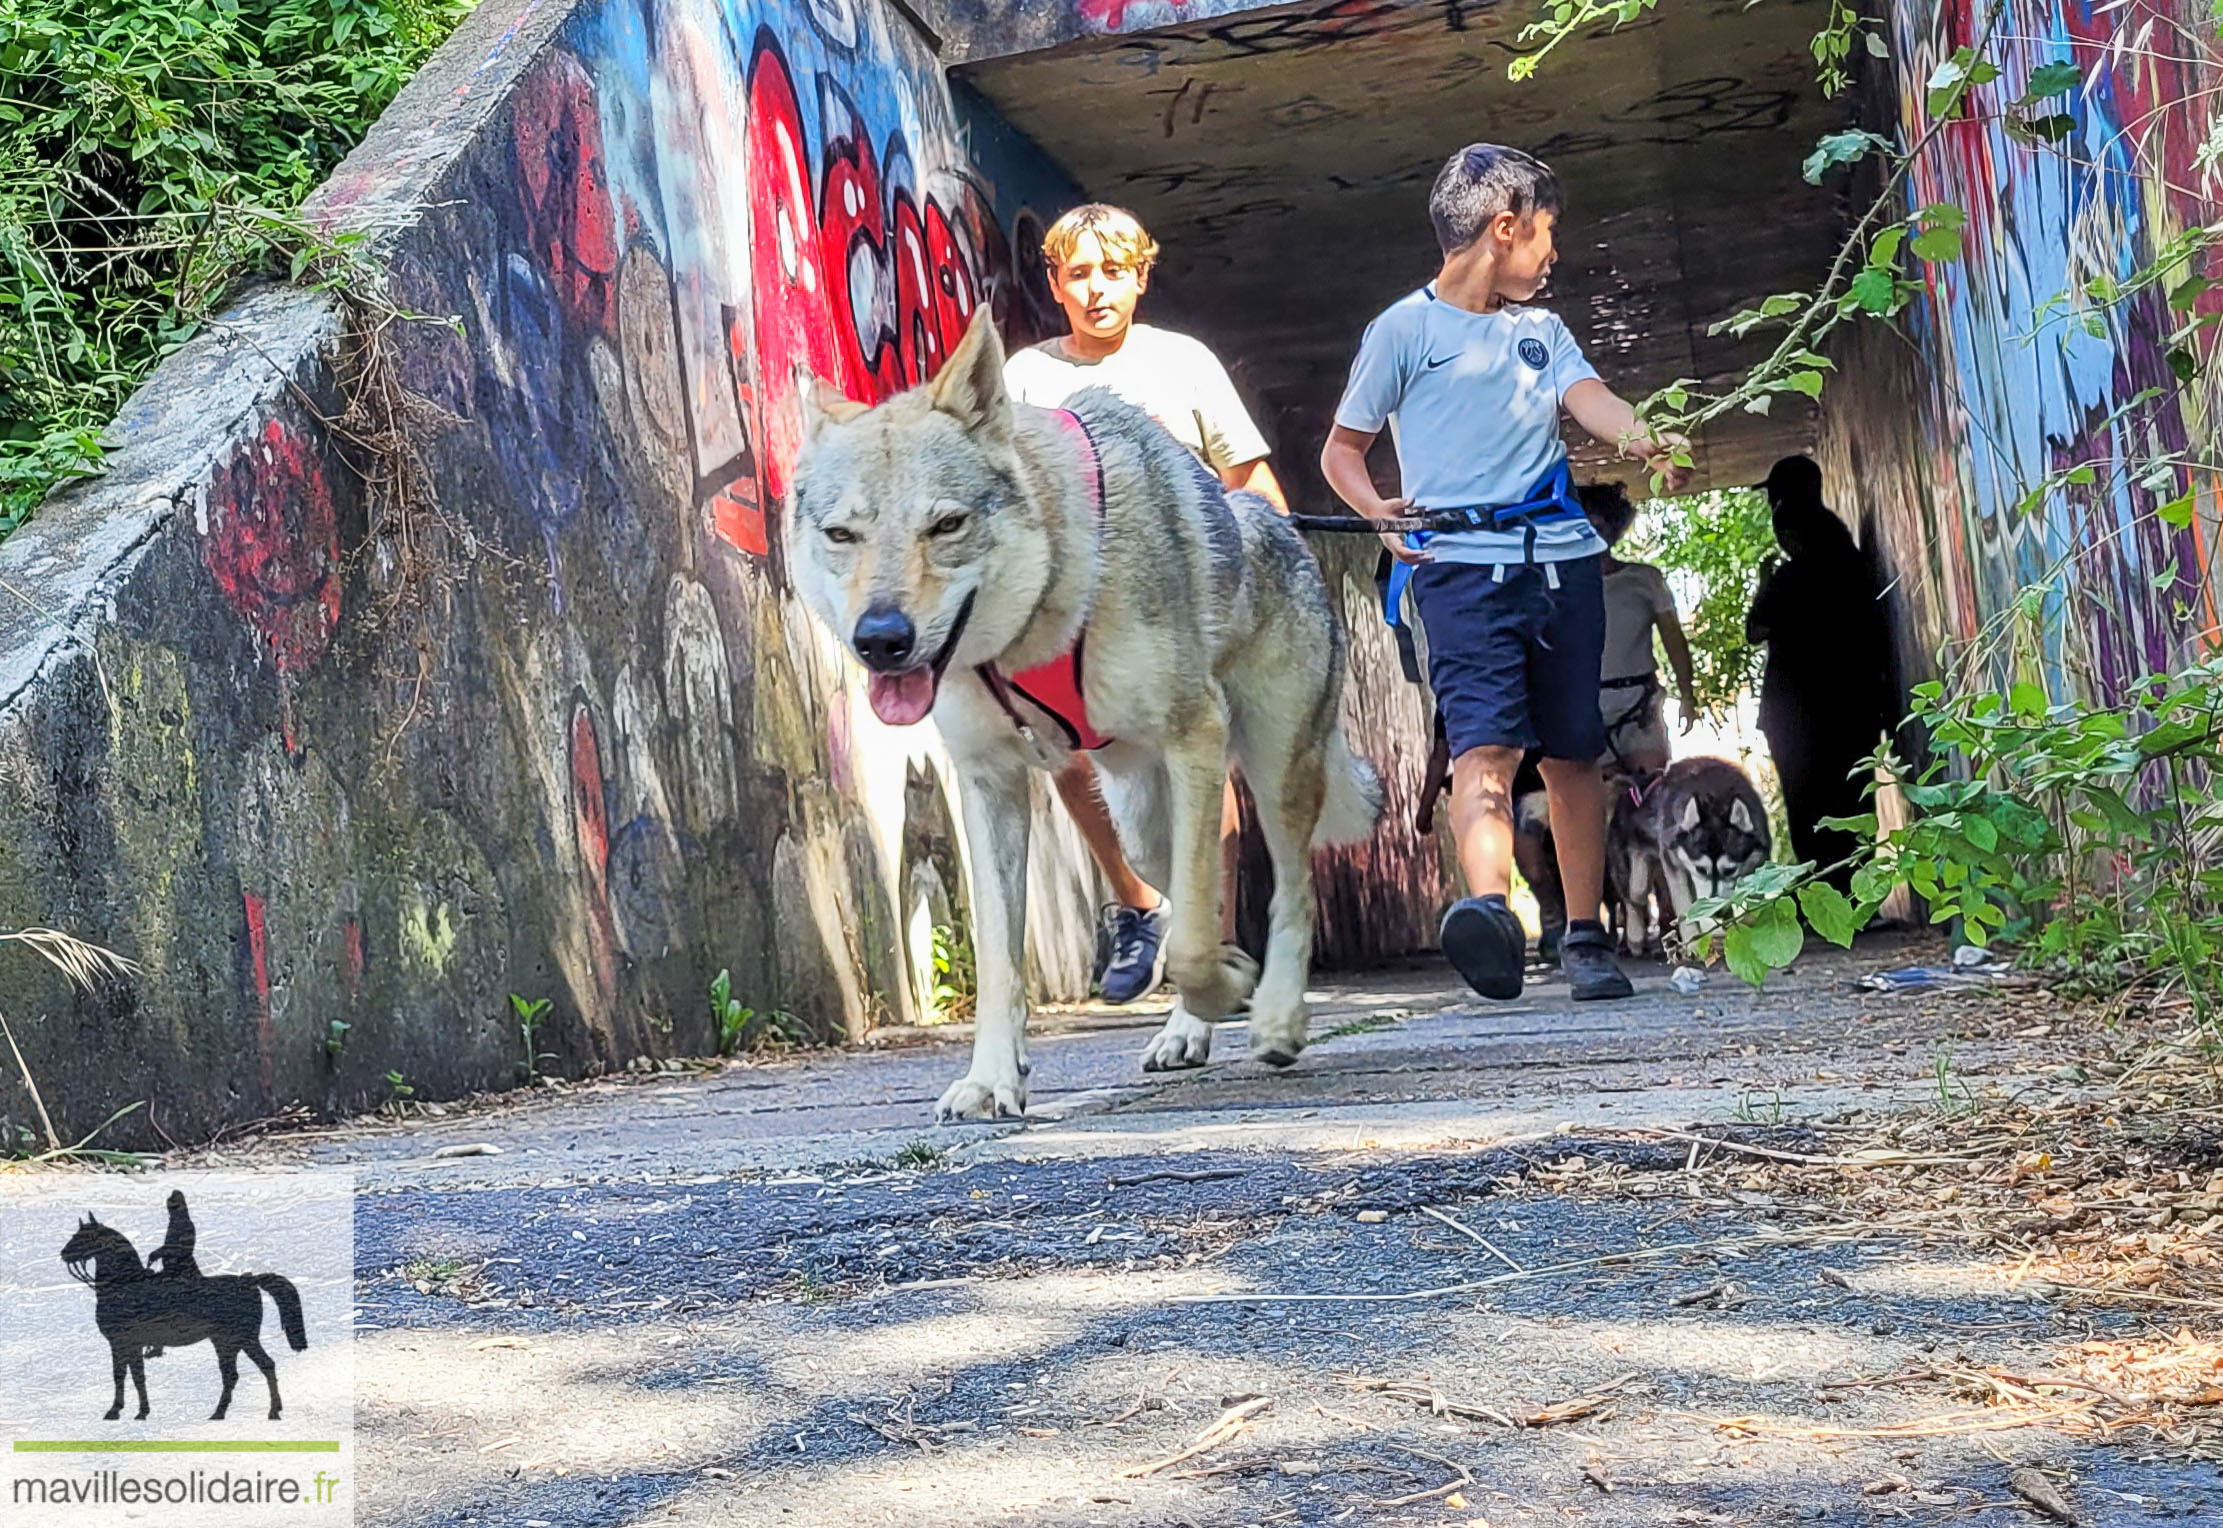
[1333,287,1606,566]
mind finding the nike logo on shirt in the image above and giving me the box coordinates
[1424,352,1459,370]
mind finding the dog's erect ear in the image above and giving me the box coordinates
[1729,798,1755,833]
[928,308,1010,435]
[802,376,870,442]
[1679,797,1700,832]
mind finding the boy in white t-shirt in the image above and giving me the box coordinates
[1003,204,1285,1009]
[1320,144,1688,1003]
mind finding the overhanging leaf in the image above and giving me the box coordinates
[1910,226,1963,262]
[2016,60,2081,104]
[1722,923,1770,986]
[1803,129,1892,184]
[1797,883,1862,947]
[1848,269,1897,313]
[1748,901,1806,969]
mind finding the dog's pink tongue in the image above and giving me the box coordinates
[868,668,938,726]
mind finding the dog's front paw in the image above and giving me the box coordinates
[1246,1000,1307,1069]
[935,1072,1026,1121]
[1140,1004,1213,1071]
[1169,941,1260,1021]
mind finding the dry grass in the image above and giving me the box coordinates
[1509,984,2223,1459]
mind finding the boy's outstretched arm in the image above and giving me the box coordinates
[1563,379,1692,493]
[1321,425,1428,565]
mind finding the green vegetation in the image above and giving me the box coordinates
[1622,486,1774,721]
[927,923,975,1024]
[710,968,809,1055]
[510,993,555,1082]
[711,968,753,1056]
[0,0,469,535]
[893,1139,942,1169]
[1692,659,2223,1021]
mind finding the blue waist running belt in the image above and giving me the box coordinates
[1380,457,1586,641]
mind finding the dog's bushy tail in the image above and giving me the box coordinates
[1313,730,1383,848]
[255,1275,309,1351]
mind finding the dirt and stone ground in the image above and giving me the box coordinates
[193,932,2223,1526]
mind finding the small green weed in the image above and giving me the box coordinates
[1320,1010,1406,1042]
[1733,1089,1788,1126]
[710,969,809,1055]
[928,924,975,1024]
[510,994,556,1083]
[1932,1044,1975,1118]
[711,969,754,1056]
[893,1139,942,1169]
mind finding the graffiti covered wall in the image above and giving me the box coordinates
[0,0,1101,1145]
[1822,0,2223,701]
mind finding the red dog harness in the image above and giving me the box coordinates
[975,410,1113,751]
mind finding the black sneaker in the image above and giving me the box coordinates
[1536,921,1565,965]
[1440,895,1526,1000]
[1561,920,1634,1001]
[1098,902,1168,1004]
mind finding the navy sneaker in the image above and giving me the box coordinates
[1562,919,1634,1001]
[1536,921,1565,965]
[1440,895,1526,1001]
[1098,902,1169,1004]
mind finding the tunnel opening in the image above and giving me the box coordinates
[951,0,1857,502]
[948,0,1863,960]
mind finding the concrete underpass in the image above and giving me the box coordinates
[949,0,1847,492]
[4,2,2221,1525]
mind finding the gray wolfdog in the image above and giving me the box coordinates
[790,311,1381,1120]
[1610,756,1770,954]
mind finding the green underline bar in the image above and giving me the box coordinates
[13,1441,342,1453]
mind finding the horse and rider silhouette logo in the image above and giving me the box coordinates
[58,1190,308,1422]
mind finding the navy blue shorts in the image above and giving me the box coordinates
[1410,555,1607,760]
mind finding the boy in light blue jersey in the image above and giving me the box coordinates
[1321,143,1689,1003]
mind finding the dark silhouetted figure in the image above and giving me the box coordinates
[60,1196,308,1422]
[1746,457,1891,891]
[147,1189,200,1279]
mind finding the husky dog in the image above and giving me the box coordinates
[789,311,1381,1120]
[1603,766,1667,956]
[1613,756,1770,951]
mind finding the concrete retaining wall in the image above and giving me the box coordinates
[0,0,1440,1148]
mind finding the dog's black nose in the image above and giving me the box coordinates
[853,606,917,672]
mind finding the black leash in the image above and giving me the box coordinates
[1289,510,1463,535]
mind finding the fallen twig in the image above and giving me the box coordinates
[1107,1168,1246,1188]
[1088,1393,1161,1428]
[1180,1226,1868,1305]
[1418,1205,1525,1272]
[1119,1395,1270,1477]
[1584,1126,1976,1169]
[1374,1442,1473,1507]
[1349,1378,1516,1429]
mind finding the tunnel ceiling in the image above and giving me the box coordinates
[953,0,1853,494]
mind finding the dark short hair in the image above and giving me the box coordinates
[1762,454,1824,505]
[1429,144,1563,256]
[1578,481,1637,546]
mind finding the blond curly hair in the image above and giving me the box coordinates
[1040,203,1159,273]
